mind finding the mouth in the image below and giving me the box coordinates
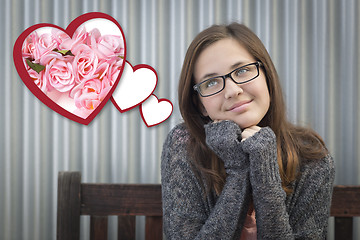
[227,100,252,112]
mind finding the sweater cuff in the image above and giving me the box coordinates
[204,121,248,170]
[241,127,276,153]
[204,120,242,144]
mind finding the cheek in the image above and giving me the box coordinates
[199,98,212,115]
[200,98,223,118]
[199,99,211,117]
[262,82,271,108]
[198,101,209,116]
[252,77,270,104]
[258,84,271,116]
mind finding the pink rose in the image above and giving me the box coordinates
[59,26,88,51]
[28,68,49,93]
[72,44,99,83]
[33,32,58,62]
[42,52,75,92]
[51,28,71,46]
[22,51,50,92]
[87,29,113,59]
[94,60,110,80]
[107,57,124,86]
[22,32,38,60]
[71,77,111,111]
[87,28,124,60]
[99,34,124,56]
[21,25,125,119]
[88,28,102,43]
[90,57,123,87]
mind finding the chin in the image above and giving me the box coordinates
[235,119,261,130]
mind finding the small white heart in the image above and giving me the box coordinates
[112,61,157,112]
[140,94,173,127]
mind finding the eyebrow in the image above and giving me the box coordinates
[199,61,248,81]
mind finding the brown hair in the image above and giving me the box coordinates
[178,23,327,195]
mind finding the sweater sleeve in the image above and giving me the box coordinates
[242,127,335,239]
[161,122,251,240]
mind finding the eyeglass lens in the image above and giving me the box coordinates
[197,62,259,97]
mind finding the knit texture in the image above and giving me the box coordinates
[161,121,335,239]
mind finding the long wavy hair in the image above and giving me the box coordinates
[178,23,327,195]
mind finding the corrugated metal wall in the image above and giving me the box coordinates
[1,0,359,239]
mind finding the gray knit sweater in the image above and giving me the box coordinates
[161,120,335,239]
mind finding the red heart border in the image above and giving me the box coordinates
[110,61,158,113]
[139,94,173,127]
[13,12,127,125]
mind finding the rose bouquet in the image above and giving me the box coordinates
[22,26,124,118]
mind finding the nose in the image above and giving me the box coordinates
[224,77,243,99]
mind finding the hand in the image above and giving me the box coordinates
[241,126,261,142]
[204,120,248,171]
[205,120,242,150]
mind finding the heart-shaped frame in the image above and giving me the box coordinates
[13,12,127,125]
[111,61,158,113]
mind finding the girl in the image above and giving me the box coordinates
[161,23,334,239]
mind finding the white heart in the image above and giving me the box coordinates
[112,62,157,112]
[140,95,173,127]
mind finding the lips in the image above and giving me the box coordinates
[227,100,252,112]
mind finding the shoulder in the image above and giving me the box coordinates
[292,125,334,175]
[291,125,328,155]
[162,123,191,157]
[161,123,192,168]
[161,123,205,194]
[163,123,190,146]
[291,154,335,199]
[300,154,335,179]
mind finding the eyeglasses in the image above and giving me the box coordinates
[193,61,262,97]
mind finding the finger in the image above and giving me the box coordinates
[248,125,261,132]
[241,126,261,141]
[245,126,261,134]
[242,128,257,137]
[241,129,253,141]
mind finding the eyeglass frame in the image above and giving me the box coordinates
[193,61,262,97]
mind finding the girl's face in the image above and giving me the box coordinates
[194,38,270,129]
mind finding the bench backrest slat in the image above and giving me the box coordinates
[330,185,360,217]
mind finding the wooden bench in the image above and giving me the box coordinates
[57,171,360,240]
[330,185,360,240]
[57,172,162,240]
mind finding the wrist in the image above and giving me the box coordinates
[204,120,242,145]
[242,127,276,153]
[204,120,248,169]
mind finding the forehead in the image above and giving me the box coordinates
[194,38,256,82]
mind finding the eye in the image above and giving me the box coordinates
[234,67,249,76]
[203,78,221,89]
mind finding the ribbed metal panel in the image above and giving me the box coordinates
[0,0,359,239]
